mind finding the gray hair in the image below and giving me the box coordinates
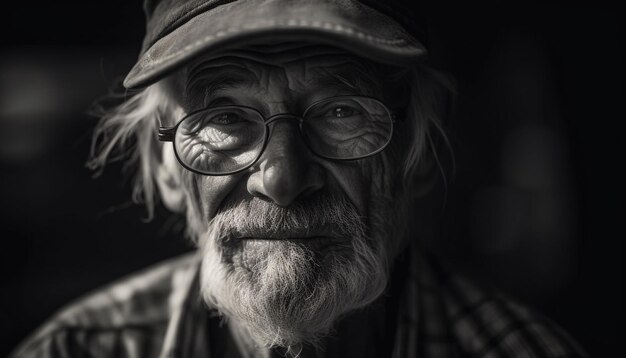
[87,64,454,219]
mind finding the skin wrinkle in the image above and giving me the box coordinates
[87,57,448,322]
[174,60,392,221]
[186,64,257,111]
[185,55,386,114]
[84,55,450,355]
[172,51,411,256]
[156,45,418,351]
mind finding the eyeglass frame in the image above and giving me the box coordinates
[158,95,403,176]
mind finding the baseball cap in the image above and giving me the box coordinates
[123,0,427,89]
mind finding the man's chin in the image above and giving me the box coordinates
[200,236,388,349]
[193,192,392,348]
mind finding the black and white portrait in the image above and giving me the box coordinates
[1,1,621,357]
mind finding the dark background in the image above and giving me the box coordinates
[0,1,622,356]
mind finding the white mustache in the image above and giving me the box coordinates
[209,193,366,243]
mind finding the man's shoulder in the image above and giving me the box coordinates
[11,252,199,357]
[424,258,589,358]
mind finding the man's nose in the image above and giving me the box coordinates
[246,120,325,206]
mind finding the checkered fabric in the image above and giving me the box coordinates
[394,251,588,358]
[11,247,588,357]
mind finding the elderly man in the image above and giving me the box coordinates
[12,0,587,357]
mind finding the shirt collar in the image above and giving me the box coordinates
[159,253,211,358]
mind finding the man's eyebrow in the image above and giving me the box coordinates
[185,64,255,105]
[309,64,381,95]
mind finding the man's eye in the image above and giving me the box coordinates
[326,106,360,119]
[210,112,243,125]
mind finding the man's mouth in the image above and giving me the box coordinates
[238,235,337,241]
[238,235,346,247]
[226,224,345,241]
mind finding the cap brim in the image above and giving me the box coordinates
[123,0,426,89]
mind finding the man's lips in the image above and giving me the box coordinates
[238,235,340,241]
[227,225,343,241]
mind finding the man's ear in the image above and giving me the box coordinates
[156,144,186,213]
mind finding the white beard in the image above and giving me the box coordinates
[197,194,391,350]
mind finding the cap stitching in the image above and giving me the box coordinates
[138,18,418,70]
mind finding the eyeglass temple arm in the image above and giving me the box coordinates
[158,126,175,142]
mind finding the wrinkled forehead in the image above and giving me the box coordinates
[164,43,390,99]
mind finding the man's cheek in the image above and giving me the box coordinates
[317,161,367,215]
[185,173,243,221]
[353,155,392,193]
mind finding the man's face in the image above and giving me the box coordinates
[159,45,410,348]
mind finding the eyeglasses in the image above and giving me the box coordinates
[158,95,398,176]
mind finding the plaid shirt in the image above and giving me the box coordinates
[11,247,588,358]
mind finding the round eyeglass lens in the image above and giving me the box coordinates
[174,106,266,174]
[301,97,393,159]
